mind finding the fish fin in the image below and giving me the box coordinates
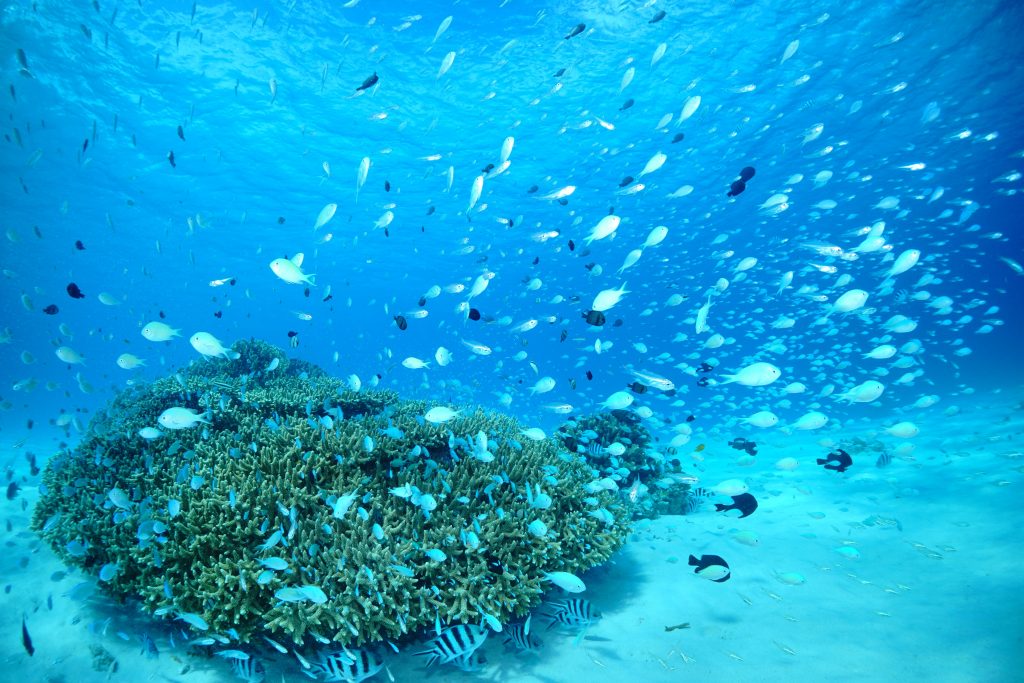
[291,253,304,267]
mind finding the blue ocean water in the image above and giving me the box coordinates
[2,1,1023,681]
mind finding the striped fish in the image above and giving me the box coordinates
[545,599,601,629]
[503,621,543,651]
[451,648,487,672]
[311,648,384,682]
[691,487,714,498]
[585,442,604,456]
[415,624,489,666]
[229,656,265,683]
[875,451,892,468]
[684,496,703,515]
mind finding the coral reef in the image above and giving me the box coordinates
[554,410,692,516]
[32,340,630,649]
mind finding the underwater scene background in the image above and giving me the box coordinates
[1,1,1023,682]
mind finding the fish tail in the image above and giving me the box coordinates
[713,503,727,512]
[687,554,699,566]
[815,458,827,465]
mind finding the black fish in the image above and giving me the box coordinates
[628,382,647,394]
[43,304,58,315]
[468,308,481,321]
[619,176,634,187]
[714,492,758,518]
[727,179,745,197]
[672,133,685,143]
[739,166,756,181]
[22,617,33,656]
[728,437,757,456]
[527,185,538,194]
[485,555,504,574]
[393,315,407,331]
[559,329,567,342]
[418,296,427,307]
[619,98,633,111]
[685,415,695,422]
[481,163,494,174]
[696,377,710,387]
[650,9,667,23]
[384,180,391,191]
[426,206,436,215]
[66,282,85,299]
[176,125,185,140]
[698,362,714,373]
[287,330,298,338]
[688,554,730,582]
[6,482,19,500]
[557,198,568,206]
[564,23,585,39]
[167,150,176,168]
[553,68,565,77]
[277,216,286,224]
[817,449,853,473]
[582,309,605,326]
[75,240,86,250]
[356,72,378,91]
[585,370,593,380]
[612,318,622,327]
[568,239,575,251]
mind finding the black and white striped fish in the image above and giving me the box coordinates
[503,621,543,651]
[691,487,714,498]
[545,599,601,629]
[450,648,487,673]
[415,624,488,666]
[229,656,265,683]
[875,451,892,468]
[311,648,384,682]
[683,495,703,515]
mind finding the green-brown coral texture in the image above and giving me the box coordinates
[32,340,630,647]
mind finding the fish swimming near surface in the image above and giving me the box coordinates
[564,23,585,39]
[818,449,853,473]
[689,554,731,582]
[356,72,379,91]
[714,492,758,518]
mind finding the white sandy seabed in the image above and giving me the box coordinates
[1,390,1022,683]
